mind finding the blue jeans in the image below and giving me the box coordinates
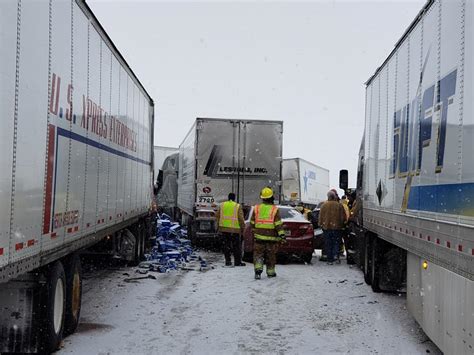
[324,230,341,262]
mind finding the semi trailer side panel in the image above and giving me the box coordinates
[0,0,154,283]
[362,0,473,352]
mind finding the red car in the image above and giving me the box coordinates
[242,205,314,263]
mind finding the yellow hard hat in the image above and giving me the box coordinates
[260,187,274,199]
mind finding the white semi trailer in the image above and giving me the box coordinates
[282,158,329,207]
[344,0,473,353]
[177,118,283,240]
[0,1,155,352]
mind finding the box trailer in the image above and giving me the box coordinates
[344,0,473,353]
[177,118,283,239]
[0,1,155,352]
[282,158,329,207]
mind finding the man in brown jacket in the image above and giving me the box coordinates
[216,193,246,266]
[318,190,346,265]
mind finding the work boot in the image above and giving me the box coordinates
[267,273,277,278]
[254,270,262,280]
[225,261,232,266]
[235,262,246,266]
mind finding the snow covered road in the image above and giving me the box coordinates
[58,253,441,354]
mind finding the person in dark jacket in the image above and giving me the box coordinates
[318,190,346,265]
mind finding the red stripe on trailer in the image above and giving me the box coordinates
[67,227,73,233]
[109,216,112,220]
[436,238,440,244]
[97,219,101,224]
[446,241,451,248]
[74,226,79,232]
[43,124,56,235]
[51,232,57,239]
[427,236,431,242]
[27,239,35,247]
[472,249,474,256]
[87,223,91,228]
[458,245,463,252]
[0,248,4,256]
[101,219,104,223]
[419,233,423,239]
[15,243,23,251]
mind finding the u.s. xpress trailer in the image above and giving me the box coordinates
[348,0,473,353]
[177,118,283,239]
[282,158,329,207]
[0,1,155,352]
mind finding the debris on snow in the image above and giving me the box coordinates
[138,213,211,274]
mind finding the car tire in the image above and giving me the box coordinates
[242,252,253,263]
[302,252,313,264]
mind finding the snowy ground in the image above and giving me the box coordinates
[58,252,441,355]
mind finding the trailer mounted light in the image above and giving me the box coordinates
[422,260,428,270]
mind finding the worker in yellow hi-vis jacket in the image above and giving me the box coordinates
[216,192,246,266]
[250,187,286,279]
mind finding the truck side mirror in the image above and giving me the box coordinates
[339,170,348,191]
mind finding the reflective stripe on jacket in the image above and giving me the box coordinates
[251,203,285,242]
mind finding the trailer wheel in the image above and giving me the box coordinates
[363,233,372,285]
[370,237,381,293]
[140,226,146,258]
[132,230,141,266]
[64,254,82,336]
[39,261,66,353]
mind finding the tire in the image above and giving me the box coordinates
[129,229,141,266]
[242,252,253,263]
[346,250,356,265]
[241,239,253,262]
[363,234,372,285]
[140,226,146,258]
[39,261,67,353]
[302,252,313,264]
[64,254,82,336]
[370,237,381,293]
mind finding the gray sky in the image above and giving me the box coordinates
[88,0,426,189]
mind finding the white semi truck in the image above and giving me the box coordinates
[154,145,178,175]
[281,158,329,208]
[0,1,155,352]
[177,118,283,240]
[344,0,473,353]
